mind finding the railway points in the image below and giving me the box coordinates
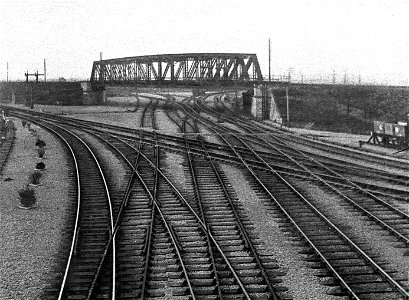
[1,85,409,300]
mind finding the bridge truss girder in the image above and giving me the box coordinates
[90,53,263,85]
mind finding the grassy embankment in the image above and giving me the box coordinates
[273,84,409,135]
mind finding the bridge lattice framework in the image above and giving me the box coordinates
[90,53,263,86]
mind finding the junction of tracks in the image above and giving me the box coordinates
[1,88,409,300]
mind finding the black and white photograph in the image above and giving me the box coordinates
[1,1,408,299]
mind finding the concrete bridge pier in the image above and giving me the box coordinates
[251,84,282,123]
[234,94,243,111]
[81,82,106,105]
[251,88,263,120]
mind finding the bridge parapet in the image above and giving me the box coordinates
[90,53,263,86]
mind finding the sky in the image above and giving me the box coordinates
[0,0,408,85]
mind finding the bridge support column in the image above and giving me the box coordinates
[81,82,106,105]
[251,84,282,123]
[236,95,243,111]
[251,86,263,120]
[269,89,282,124]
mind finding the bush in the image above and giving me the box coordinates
[18,186,37,207]
[35,139,46,148]
[35,162,45,170]
[37,146,45,158]
[29,171,42,185]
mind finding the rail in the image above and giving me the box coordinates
[179,97,409,298]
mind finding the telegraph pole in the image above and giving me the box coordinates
[44,59,47,82]
[343,69,348,84]
[6,62,9,82]
[268,38,271,81]
[286,86,290,127]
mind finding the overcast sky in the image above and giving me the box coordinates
[0,0,408,85]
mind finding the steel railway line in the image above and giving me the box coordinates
[191,97,409,210]
[5,103,409,201]
[140,97,158,129]
[193,97,409,185]
[199,93,409,173]
[164,104,284,298]
[175,96,409,298]
[145,96,409,298]
[194,96,409,172]
[18,109,284,298]
[4,106,316,178]
[189,97,409,201]
[6,104,409,220]
[85,130,200,299]
[133,96,409,203]
[78,128,284,298]
[189,101,409,244]
[0,126,15,174]
[22,114,240,298]
[6,104,409,217]
[23,119,116,300]
[196,95,409,202]
[3,93,409,299]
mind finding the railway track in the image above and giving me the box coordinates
[18,101,285,299]
[8,104,409,224]
[3,92,409,300]
[187,97,409,200]
[165,106,285,297]
[194,94,409,173]
[174,97,409,298]
[140,97,158,129]
[222,132,409,299]
[194,94,409,189]
[86,127,285,299]
[0,125,15,174]
[163,99,409,297]
[7,103,409,213]
[193,97,409,184]
[24,120,116,300]
[245,165,409,299]
[88,132,198,299]
[7,104,409,200]
[147,96,409,197]
[219,117,409,245]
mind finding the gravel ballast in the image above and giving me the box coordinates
[3,97,409,299]
[0,119,70,300]
[294,180,409,281]
[156,109,180,133]
[220,163,341,300]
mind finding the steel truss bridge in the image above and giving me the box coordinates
[90,53,263,87]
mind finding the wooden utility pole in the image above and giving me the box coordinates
[343,70,348,84]
[268,38,271,81]
[286,86,290,127]
[6,62,8,82]
[44,59,47,82]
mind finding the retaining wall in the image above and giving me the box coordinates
[0,82,83,105]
